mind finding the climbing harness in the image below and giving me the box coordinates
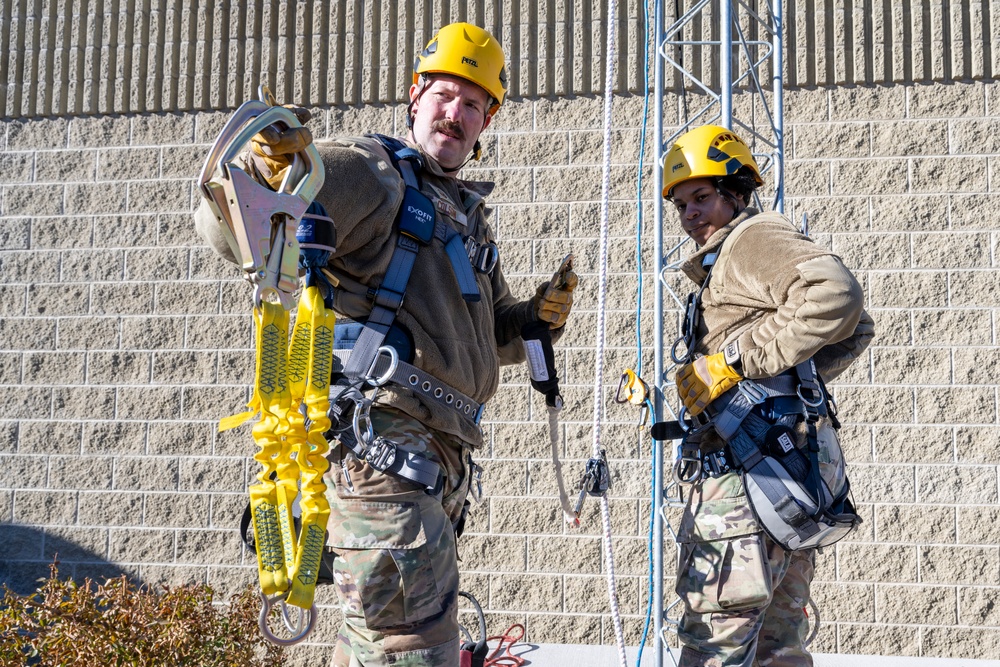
[324,133,491,495]
[654,218,860,552]
[199,86,331,645]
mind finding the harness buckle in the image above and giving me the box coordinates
[703,450,731,478]
[737,379,768,405]
[364,437,398,472]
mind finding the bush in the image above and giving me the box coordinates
[0,563,285,667]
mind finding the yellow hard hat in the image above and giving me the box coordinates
[413,23,508,115]
[662,124,763,197]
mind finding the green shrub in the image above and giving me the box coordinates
[0,563,285,667]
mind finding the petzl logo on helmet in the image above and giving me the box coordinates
[461,56,479,67]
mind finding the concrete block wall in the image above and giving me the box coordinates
[2,78,1000,661]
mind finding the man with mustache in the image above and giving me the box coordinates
[196,22,577,666]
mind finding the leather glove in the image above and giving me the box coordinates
[250,104,314,190]
[535,257,578,329]
[675,352,743,416]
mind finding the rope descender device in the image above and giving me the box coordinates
[200,86,332,646]
[614,368,651,427]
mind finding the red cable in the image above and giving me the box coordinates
[484,623,526,666]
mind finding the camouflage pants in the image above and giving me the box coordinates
[675,472,815,667]
[323,407,473,667]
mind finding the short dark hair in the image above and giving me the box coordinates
[715,166,760,205]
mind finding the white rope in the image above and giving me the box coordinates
[590,3,628,666]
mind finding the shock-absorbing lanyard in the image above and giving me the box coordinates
[220,285,335,632]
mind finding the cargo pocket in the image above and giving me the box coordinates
[675,533,772,614]
[329,498,445,630]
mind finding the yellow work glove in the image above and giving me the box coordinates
[535,256,578,329]
[250,104,314,190]
[675,352,743,416]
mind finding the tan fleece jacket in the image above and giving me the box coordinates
[680,209,874,381]
[195,136,538,448]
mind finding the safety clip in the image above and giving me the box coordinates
[615,369,650,427]
[573,449,611,516]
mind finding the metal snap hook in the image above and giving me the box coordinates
[258,592,318,646]
[352,396,375,447]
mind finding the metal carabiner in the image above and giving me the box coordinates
[351,395,375,447]
[366,346,399,387]
[615,369,649,406]
[672,454,703,486]
[670,335,691,365]
[258,592,318,646]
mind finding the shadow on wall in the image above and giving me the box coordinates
[0,524,139,596]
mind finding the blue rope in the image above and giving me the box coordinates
[634,1,655,665]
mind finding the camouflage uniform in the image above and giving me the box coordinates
[674,210,874,666]
[675,473,815,667]
[324,407,472,667]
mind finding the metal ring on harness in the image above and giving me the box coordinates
[672,455,703,485]
[351,396,375,447]
[258,593,317,646]
[796,384,825,408]
[670,335,690,364]
[366,345,399,387]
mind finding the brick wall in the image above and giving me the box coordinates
[2,79,1000,662]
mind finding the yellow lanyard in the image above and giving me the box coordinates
[220,285,334,609]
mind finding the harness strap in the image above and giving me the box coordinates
[334,420,444,495]
[334,349,485,426]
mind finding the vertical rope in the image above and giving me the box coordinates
[592,1,627,665]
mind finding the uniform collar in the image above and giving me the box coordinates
[402,137,496,197]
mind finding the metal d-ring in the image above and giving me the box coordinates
[796,384,825,408]
[366,346,399,387]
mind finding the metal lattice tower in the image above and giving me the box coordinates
[651,1,785,664]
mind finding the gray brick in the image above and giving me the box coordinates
[96,147,162,181]
[157,213,203,247]
[914,310,993,346]
[78,491,143,526]
[459,534,527,572]
[4,184,65,216]
[131,113,196,146]
[175,529,243,564]
[0,152,33,183]
[909,81,986,118]
[93,214,159,248]
[870,194,948,232]
[920,545,1000,585]
[32,216,94,249]
[13,490,78,525]
[949,270,1000,307]
[0,313,59,349]
[868,271,947,308]
[90,282,155,315]
[22,351,86,385]
[178,457,244,492]
[809,582,875,622]
[794,122,871,159]
[0,523,46,559]
[830,85,906,121]
[0,285,26,317]
[837,543,918,583]
[124,247,190,281]
[83,420,147,455]
[144,493,211,528]
[155,281,218,315]
[34,149,97,183]
[956,427,1000,463]
[114,457,179,491]
[126,179,192,214]
[42,526,110,561]
[959,587,1000,626]
[490,573,562,612]
[831,159,909,195]
[122,316,186,350]
[160,144,206,179]
[60,248,125,282]
[957,506,1000,545]
[185,315,252,350]
[108,528,176,562]
[871,120,949,157]
[68,116,132,148]
[848,464,915,504]
[872,425,954,464]
[913,232,991,269]
[833,233,909,270]
[88,351,152,384]
[950,193,1000,230]
[527,535,601,574]
[52,386,115,419]
[923,627,1000,660]
[875,584,957,625]
[0,218,31,249]
[18,421,82,455]
[912,157,990,194]
[0,387,51,418]
[64,182,127,214]
[835,386,914,424]
[8,118,69,150]
[917,465,999,504]
[117,386,183,421]
[0,454,48,489]
[48,455,114,491]
[915,387,996,425]
[57,316,120,350]
[0,421,16,453]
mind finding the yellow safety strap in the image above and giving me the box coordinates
[219,286,334,609]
